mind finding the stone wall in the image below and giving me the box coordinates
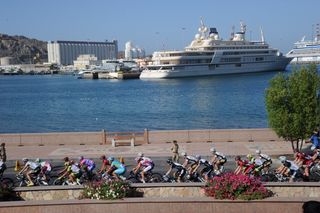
[14,182,320,201]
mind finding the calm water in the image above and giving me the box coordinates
[0,67,309,133]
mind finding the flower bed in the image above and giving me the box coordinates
[80,180,131,200]
[203,173,273,200]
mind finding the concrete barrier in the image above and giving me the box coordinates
[0,128,283,147]
[13,182,320,201]
[1,182,319,213]
[0,197,315,213]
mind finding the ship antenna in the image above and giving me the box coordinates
[316,23,320,42]
[199,17,208,39]
[240,21,246,33]
[260,26,265,44]
[230,25,235,40]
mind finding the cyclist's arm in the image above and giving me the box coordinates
[133,163,141,173]
[19,165,29,174]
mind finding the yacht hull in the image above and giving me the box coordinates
[140,58,291,79]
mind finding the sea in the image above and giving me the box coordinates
[0,65,318,134]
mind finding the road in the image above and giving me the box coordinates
[3,156,284,186]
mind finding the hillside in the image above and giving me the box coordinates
[0,33,47,64]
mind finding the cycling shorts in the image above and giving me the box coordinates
[71,171,82,179]
[113,166,126,175]
[143,163,154,173]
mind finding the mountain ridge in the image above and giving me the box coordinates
[0,33,47,64]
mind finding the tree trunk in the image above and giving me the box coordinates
[299,139,304,151]
[290,140,295,152]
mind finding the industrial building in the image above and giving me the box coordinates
[47,40,118,65]
[125,41,145,60]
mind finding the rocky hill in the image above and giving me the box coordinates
[0,33,47,64]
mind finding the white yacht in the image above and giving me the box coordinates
[286,33,320,64]
[140,20,291,79]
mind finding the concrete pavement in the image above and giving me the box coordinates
[5,140,303,161]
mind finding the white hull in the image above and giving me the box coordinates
[140,60,289,79]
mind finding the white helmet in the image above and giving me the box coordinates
[195,155,201,160]
[137,152,144,157]
[279,156,286,163]
[255,150,261,154]
[181,152,187,157]
[35,158,40,163]
[210,147,216,153]
[311,145,316,151]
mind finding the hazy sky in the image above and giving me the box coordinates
[1,0,319,54]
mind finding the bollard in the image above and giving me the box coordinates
[15,160,21,171]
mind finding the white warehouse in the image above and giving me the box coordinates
[47,40,118,65]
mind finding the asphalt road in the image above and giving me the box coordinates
[3,156,283,186]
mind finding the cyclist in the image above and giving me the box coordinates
[78,156,96,179]
[19,158,41,186]
[98,155,110,174]
[234,156,246,175]
[35,158,52,183]
[181,152,198,173]
[276,156,300,182]
[199,157,214,181]
[210,147,227,174]
[106,157,126,180]
[163,159,186,182]
[306,131,320,151]
[181,152,201,180]
[255,150,272,174]
[133,153,154,183]
[58,160,82,185]
[0,159,7,176]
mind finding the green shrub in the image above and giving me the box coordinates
[203,173,273,200]
[80,180,131,200]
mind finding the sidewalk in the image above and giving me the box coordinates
[6,140,301,161]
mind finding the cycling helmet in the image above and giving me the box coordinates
[166,159,173,165]
[63,157,69,162]
[255,150,261,154]
[195,155,201,160]
[279,156,286,163]
[181,152,187,157]
[22,158,28,163]
[107,157,114,162]
[35,158,41,163]
[100,155,106,160]
[137,152,144,157]
[135,156,142,163]
[311,145,316,151]
[78,156,84,161]
[210,147,216,153]
[235,156,241,161]
[247,154,253,160]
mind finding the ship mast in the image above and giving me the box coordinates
[260,27,265,44]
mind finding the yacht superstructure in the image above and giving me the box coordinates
[286,28,320,64]
[140,20,291,79]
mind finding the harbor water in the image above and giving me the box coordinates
[0,66,317,134]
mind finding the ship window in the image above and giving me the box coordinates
[255,57,264,61]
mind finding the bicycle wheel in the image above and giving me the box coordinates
[149,173,163,183]
[127,176,140,183]
[53,178,63,185]
[1,178,14,188]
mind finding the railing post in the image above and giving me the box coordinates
[101,129,106,145]
[144,128,149,144]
